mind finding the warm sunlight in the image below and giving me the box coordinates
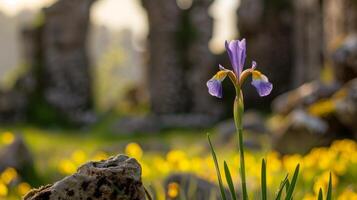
[0,0,54,16]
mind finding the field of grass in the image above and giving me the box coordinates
[0,119,356,199]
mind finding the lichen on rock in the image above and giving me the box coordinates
[24,155,146,200]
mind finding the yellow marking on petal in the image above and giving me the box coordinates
[252,70,269,83]
[214,70,228,81]
[252,70,262,79]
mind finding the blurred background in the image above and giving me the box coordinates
[0,0,356,199]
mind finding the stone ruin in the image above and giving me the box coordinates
[0,0,96,126]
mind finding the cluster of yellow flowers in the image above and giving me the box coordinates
[1,129,355,199]
[133,140,356,199]
[0,167,31,198]
[58,150,109,174]
[56,140,357,199]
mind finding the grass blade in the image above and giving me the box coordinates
[326,172,332,200]
[318,188,323,200]
[224,161,237,200]
[144,187,153,200]
[285,164,300,200]
[207,133,227,200]
[261,159,267,200]
[285,179,290,194]
[275,174,288,200]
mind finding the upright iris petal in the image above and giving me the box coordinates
[225,39,246,78]
[251,71,273,97]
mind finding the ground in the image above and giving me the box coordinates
[0,115,356,199]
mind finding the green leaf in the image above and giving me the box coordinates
[285,164,300,200]
[326,172,332,200]
[285,179,290,195]
[207,133,227,200]
[261,159,267,200]
[144,187,153,200]
[275,174,288,200]
[318,188,323,200]
[224,161,237,200]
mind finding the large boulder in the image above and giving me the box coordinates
[334,78,357,136]
[272,81,340,115]
[24,155,146,200]
[332,35,357,83]
[270,79,357,154]
[271,109,332,154]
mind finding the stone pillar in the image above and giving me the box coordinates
[323,0,357,83]
[142,0,189,114]
[187,0,222,116]
[292,0,323,87]
[41,0,96,123]
[237,0,294,107]
[142,0,220,116]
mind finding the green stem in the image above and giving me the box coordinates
[234,87,248,200]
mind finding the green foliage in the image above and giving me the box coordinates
[285,164,300,200]
[326,173,332,200]
[275,175,288,200]
[223,161,237,200]
[318,188,323,200]
[207,134,227,200]
[261,159,267,200]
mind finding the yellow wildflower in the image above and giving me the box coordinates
[167,182,180,199]
[125,143,143,160]
[18,182,31,196]
[0,182,8,197]
[1,167,18,184]
[1,132,15,145]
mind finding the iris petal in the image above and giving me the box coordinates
[225,39,246,77]
[251,61,257,70]
[251,71,273,97]
[207,78,223,98]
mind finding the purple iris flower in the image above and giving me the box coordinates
[207,39,272,98]
[225,39,246,78]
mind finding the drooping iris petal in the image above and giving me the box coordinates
[206,70,230,98]
[225,39,246,77]
[251,71,273,97]
[207,78,223,98]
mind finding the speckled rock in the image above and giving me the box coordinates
[24,155,146,200]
